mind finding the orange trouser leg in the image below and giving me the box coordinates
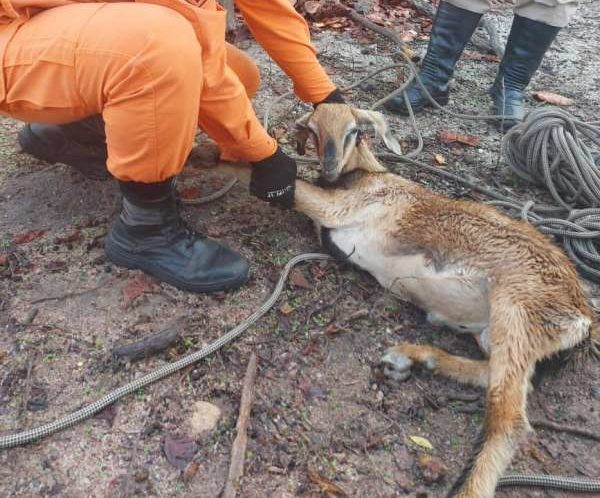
[0,3,203,183]
[225,43,260,99]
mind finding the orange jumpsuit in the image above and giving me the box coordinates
[0,0,336,182]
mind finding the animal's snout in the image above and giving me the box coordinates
[322,139,340,182]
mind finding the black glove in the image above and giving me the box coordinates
[314,88,346,108]
[250,146,297,209]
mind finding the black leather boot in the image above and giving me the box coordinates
[105,179,249,293]
[490,15,560,131]
[385,2,482,115]
[18,115,109,180]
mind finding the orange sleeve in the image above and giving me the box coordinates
[133,0,276,162]
[234,0,336,103]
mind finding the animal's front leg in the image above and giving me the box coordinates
[294,181,365,228]
[215,163,364,228]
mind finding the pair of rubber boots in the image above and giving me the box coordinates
[384,2,561,130]
[18,117,249,294]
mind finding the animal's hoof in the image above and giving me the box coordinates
[381,349,413,382]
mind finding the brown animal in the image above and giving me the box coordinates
[219,104,598,498]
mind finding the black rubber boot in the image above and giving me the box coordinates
[490,15,560,131]
[385,2,482,115]
[18,115,109,180]
[105,179,250,293]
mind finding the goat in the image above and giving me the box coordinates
[218,103,598,498]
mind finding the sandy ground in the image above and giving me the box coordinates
[1,1,599,497]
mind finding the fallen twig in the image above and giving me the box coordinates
[222,353,259,498]
[307,464,350,497]
[22,307,39,327]
[112,317,187,362]
[30,277,110,304]
[531,419,600,442]
[19,353,38,419]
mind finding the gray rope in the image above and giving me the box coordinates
[503,108,600,210]
[0,253,334,450]
[498,473,600,492]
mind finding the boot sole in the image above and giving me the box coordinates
[105,236,250,294]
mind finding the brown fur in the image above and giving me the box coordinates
[218,104,597,498]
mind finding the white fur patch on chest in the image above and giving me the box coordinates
[328,225,427,290]
[328,225,490,333]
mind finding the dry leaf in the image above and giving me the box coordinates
[533,91,575,106]
[13,229,45,244]
[54,230,82,245]
[450,144,465,157]
[178,186,201,200]
[162,434,198,471]
[44,260,67,272]
[324,324,342,335]
[280,302,294,315]
[418,455,448,483]
[439,130,480,147]
[401,29,417,43]
[463,50,500,62]
[0,254,7,266]
[290,268,310,289]
[182,460,200,483]
[271,126,287,140]
[94,404,118,427]
[409,435,433,450]
[122,273,159,308]
[307,466,349,497]
[433,153,447,165]
[304,0,320,15]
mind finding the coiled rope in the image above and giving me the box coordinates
[499,108,600,280]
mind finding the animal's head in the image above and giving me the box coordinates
[295,104,402,183]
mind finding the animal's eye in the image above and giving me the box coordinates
[343,129,359,149]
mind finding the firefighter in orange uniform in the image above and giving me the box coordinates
[0,0,344,292]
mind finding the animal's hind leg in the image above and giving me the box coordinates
[381,343,488,387]
[447,306,536,498]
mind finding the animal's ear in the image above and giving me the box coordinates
[351,109,403,156]
[295,112,312,156]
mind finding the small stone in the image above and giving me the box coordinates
[592,386,600,401]
[189,401,221,438]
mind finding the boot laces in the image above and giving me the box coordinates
[166,200,205,248]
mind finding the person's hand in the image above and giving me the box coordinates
[250,146,297,209]
[314,88,346,107]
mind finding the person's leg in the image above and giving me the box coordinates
[489,0,576,130]
[226,43,261,99]
[385,0,485,115]
[18,115,109,180]
[17,41,261,180]
[1,3,249,292]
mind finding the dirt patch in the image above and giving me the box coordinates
[1,2,599,497]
